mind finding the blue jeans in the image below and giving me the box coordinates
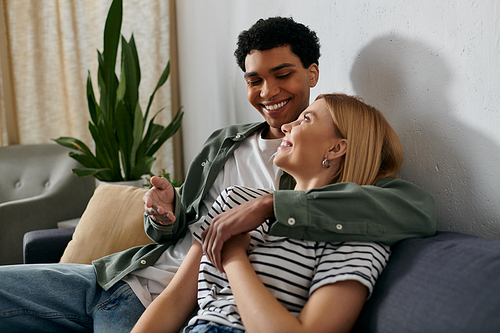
[0,263,145,333]
[184,322,246,333]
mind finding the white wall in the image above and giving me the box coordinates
[176,0,500,240]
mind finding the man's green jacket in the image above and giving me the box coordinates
[94,122,436,290]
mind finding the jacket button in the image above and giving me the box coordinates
[235,134,241,139]
[201,161,206,167]
[141,260,147,265]
[287,217,296,226]
[336,224,343,230]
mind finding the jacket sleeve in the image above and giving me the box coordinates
[143,187,188,243]
[141,124,264,244]
[270,178,436,246]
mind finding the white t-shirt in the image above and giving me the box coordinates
[123,131,282,307]
[188,186,390,330]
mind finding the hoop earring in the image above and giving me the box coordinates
[322,158,331,168]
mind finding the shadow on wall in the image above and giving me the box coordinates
[350,34,500,240]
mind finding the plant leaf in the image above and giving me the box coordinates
[144,61,170,121]
[129,34,141,88]
[102,0,122,118]
[97,51,108,116]
[130,156,156,180]
[147,108,184,156]
[120,36,139,115]
[52,136,97,161]
[72,168,104,178]
[67,151,100,169]
[71,167,114,181]
[131,102,144,167]
[92,116,122,180]
[88,121,110,168]
[116,66,126,102]
[135,122,163,160]
[86,72,99,125]
[115,99,133,179]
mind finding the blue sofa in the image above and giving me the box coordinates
[24,228,500,332]
[352,231,500,332]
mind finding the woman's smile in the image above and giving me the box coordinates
[278,137,293,150]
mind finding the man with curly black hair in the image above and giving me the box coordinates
[234,16,321,71]
[0,17,435,333]
[226,17,322,142]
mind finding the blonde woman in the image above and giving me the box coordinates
[132,93,404,333]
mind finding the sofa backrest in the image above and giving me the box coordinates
[0,144,95,265]
[0,144,83,203]
[352,231,500,332]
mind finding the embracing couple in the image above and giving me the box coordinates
[0,17,435,333]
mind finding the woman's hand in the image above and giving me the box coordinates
[143,176,176,225]
[224,248,368,333]
[220,233,251,270]
[201,193,273,272]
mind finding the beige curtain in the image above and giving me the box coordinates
[0,0,183,180]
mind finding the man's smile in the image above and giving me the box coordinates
[263,100,289,112]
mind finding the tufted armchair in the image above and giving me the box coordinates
[0,144,95,265]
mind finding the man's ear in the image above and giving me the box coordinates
[308,63,319,87]
[326,139,347,160]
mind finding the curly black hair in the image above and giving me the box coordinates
[234,17,321,72]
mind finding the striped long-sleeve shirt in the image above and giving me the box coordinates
[189,185,391,330]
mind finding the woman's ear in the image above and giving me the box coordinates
[326,139,347,160]
[308,63,319,87]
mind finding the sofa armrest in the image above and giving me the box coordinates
[23,227,75,264]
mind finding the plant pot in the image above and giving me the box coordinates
[98,179,145,188]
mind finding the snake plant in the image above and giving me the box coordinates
[53,0,183,181]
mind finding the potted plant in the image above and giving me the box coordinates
[53,0,183,184]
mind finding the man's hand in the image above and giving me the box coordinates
[143,176,176,225]
[201,193,274,272]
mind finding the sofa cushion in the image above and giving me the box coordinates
[60,184,152,265]
[352,231,500,332]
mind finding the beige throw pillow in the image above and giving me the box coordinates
[60,183,152,264]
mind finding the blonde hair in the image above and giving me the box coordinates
[317,93,403,186]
